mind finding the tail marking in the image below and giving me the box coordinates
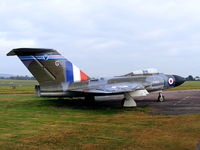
[66,61,89,82]
[19,55,66,61]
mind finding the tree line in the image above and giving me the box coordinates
[186,75,200,81]
[0,75,35,80]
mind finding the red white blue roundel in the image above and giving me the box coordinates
[168,78,174,85]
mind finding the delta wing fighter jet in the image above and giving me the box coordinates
[7,48,186,107]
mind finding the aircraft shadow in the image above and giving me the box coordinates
[39,98,122,109]
[37,97,157,110]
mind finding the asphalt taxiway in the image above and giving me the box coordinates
[96,89,200,115]
[136,89,200,115]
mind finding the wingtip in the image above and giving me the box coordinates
[7,49,16,56]
[7,48,57,56]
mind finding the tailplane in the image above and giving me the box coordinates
[7,48,89,84]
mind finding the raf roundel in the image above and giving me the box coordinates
[168,78,174,85]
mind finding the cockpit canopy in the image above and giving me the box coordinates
[122,68,159,76]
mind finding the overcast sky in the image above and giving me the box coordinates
[0,0,200,77]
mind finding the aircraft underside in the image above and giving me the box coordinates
[36,86,165,107]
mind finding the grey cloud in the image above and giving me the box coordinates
[0,0,200,77]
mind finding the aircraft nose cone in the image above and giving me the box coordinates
[173,75,186,87]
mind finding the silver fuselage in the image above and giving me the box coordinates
[36,73,175,97]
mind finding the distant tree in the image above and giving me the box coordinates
[186,75,194,81]
[0,75,35,80]
[195,76,200,81]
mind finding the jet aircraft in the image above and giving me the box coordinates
[7,48,186,107]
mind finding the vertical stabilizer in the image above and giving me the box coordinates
[7,48,89,84]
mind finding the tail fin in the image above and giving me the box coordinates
[7,48,89,84]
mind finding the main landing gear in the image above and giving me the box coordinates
[85,96,95,105]
[122,93,137,107]
[121,92,165,108]
[157,92,165,102]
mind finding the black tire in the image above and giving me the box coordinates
[157,95,165,102]
[35,85,41,97]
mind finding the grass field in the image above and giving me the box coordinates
[0,79,37,94]
[0,95,200,150]
[0,80,200,149]
[172,81,200,90]
[0,86,35,94]
[0,79,38,85]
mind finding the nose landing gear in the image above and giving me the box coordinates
[157,92,165,102]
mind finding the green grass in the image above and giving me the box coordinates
[0,79,38,85]
[0,79,37,94]
[171,81,200,90]
[0,95,199,150]
[0,86,35,94]
[0,80,200,149]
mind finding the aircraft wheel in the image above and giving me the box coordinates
[157,94,165,102]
